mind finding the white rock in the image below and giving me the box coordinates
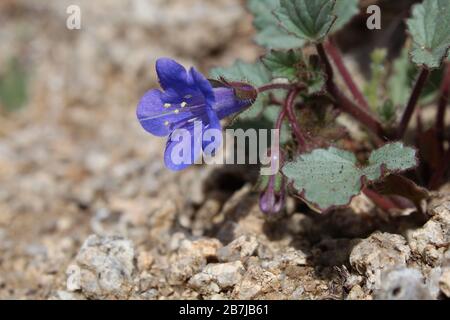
[69,235,135,298]
[374,268,432,300]
[350,232,411,289]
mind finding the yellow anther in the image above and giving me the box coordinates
[174,109,180,114]
[164,121,170,126]
[164,103,171,108]
[180,102,187,108]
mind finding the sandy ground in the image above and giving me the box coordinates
[0,0,449,300]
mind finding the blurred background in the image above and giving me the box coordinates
[1,0,446,301]
[0,0,264,300]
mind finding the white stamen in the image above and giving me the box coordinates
[164,103,171,108]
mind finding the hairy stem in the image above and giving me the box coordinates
[275,106,286,130]
[436,64,450,143]
[316,43,386,140]
[285,88,307,151]
[324,40,370,110]
[397,68,430,139]
[258,83,293,93]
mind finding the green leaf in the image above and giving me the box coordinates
[0,58,28,112]
[363,142,417,181]
[255,27,305,50]
[388,46,447,107]
[274,0,337,43]
[210,60,271,87]
[249,0,358,47]
[210,60,272,119]
[406,0,450,69]
[262,51,326,93]
[248,0,305,49]
[282,142,417,211]
[262,50,303,81]
[331,0,359,33]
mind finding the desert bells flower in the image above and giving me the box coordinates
[137,58,257,170]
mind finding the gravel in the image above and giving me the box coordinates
[1,0,449,300]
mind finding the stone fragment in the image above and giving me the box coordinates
[374,268,431,300]
[407,201,450,266]
[350,232,411,289]
[67,235,135,299]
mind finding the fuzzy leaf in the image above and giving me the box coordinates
[406,0,450,69]
[210,60,272,119]
[262,50,303,81]
[388,46,447,108]
[363,142,417,181]
[248,0,305,49]
[262,51,325,93]
[282,142,417,211]
[274,0,337,42]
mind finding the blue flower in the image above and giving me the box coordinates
[137,58,257,171]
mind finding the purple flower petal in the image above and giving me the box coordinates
[212,87,255,119]
[137,89,207,137]
[189,67,215,107]
[164,121,204,171]
[156,58,190,93]
[202,107,222,154]
[136,89,171,136]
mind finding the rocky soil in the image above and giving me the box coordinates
[0,0,449,300]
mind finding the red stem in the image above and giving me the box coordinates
[275,107,286,130]
[397,68,430,139]
[436,64,450,143]
[316,43,386,141]
[324,40,370,110]
[258,83,293,93]
[285,88,307,151]
[363,188,401,211]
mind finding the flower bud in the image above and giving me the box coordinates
[259,174,286,215]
